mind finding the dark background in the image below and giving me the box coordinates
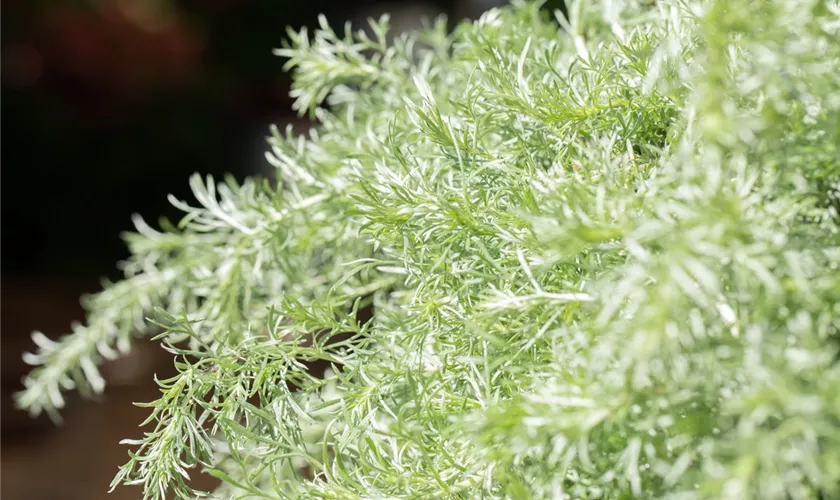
[0,1,562,498]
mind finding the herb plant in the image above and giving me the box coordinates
[16,0,840,498]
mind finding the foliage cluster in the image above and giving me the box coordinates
[17,1,840,498]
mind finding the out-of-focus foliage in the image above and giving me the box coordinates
[18,1,840,498]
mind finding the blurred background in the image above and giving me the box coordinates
[0,1,564,498]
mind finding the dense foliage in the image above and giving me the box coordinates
[17,1,840,498]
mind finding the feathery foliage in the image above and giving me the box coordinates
[17,1,840,498]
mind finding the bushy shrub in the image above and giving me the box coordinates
[17,1,840,498]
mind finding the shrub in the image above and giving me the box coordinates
[17,1,840,498]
